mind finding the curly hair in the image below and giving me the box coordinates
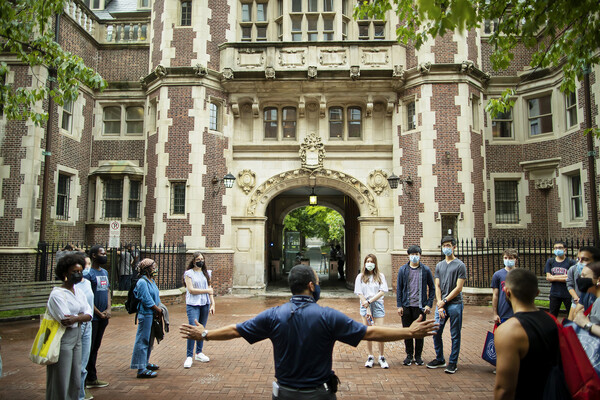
[55,252,86,281]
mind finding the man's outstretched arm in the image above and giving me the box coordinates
[363,315,438,341]
[180,321,240,341]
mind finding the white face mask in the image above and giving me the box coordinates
[409,255,420,264]
[365,262,375,271]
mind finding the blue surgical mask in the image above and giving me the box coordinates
[576,262,585,276]
[442,247,453,257]
[409,255,420,264]
[504,259,516,268]
[554,249,565,257]
[312,284,321,302]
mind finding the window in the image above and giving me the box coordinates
[209,102,220,131]
[307,16,318,41]
[492,110,513,138]
[566,92,577,129]
[472,95,480,131]
[323,0,333,12]
[329,107,343,138]
[291,17,302,41]
[242,3,252,21]
[292,0,302,12]
[103,105,144,136]
[128,180,141,220]
[283,0,339,41]
[171,182,186,215]
[61,101,73,132]
[308,0,318,12]
[374,22,385,39]
[241,1,269,41]
[56,174,71,220]
[569,174,583,220]
[406,101,416,131]
[494,180,519,224]
[148,100,157,133]
[347,107,362,139]
[181,1,192,26]
[257,3,267,21]
[282,107,296,139]
[264,107,278,139]
[323,17,334,40]
[139,0,150,8]
[103,178,123,219]
[528,95,552,135]
[358,20,385,40]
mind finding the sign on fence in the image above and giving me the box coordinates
[108,220,121,248]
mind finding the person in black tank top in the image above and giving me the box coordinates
[494,269,560,400]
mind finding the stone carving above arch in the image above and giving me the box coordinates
[299,132,325,170]
[238,169,256,194]
[246,169,378,217]
[368,169,389,195]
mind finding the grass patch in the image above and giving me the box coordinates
[0,307,45,318]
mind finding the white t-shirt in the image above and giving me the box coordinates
[184,269,212,306]
[354,273,388,304]
[47,286,93,329]
[75,277,95,313]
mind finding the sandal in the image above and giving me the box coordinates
[146,364,159,371]
[136,369,158,379]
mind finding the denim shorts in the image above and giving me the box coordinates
[360,301,385,318]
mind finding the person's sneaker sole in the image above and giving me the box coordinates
[415,359,424,366]
[445,366,458,374]
[426,362,447,369]
[85,381,109,388]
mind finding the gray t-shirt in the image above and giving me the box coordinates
[590,297,600,325]
[434,258,467,304]
[119,251,133,276]
[408,266,421,307]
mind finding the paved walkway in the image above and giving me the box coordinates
[0,295,496,399]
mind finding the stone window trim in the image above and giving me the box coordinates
[89,173,143,223]
[240,0,269,41]
[100,103,145,138]
[208,96,226,132]
[525,91,553,138]
[52,166,80,225]
[471,94,480,132]
[489,173,530,229]
[180,0,193,27]
[558,164,587,228]
[565,91,578,131]
[138,0,151,9]
[328,104,364,140]
[170,181,187,217]
[400,96,417,134]
[58,96,83,141]
[490,105,515,141]
[262,104,298,140]
[60,100,73,134]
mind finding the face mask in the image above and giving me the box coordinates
[69,271,83,284]
[576,262,585,275]
[152,269,158,277]
[97,255,108,265]
[442,247,453,257]
[312,284,320,302]
[554,249,565,257]
[365,262,375,271]
[504,259,516,268]
[409,255,420,264]
[196,261,205,268]
[576,277,595,293]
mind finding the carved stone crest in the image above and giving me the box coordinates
[368,170,389,195]
[535,178,554,190]
[350,65,360,80]
[237,169,256,194]
[222,68,234,80]
[308,66,317,79]
[393,65,405,80]
[299,132,325,170]
[265,66,276,79]
[155,64,167,77]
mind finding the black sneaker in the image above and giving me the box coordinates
[445,363,458,374]
[414,357,424,366]
[403,357,413,366]
[426,359,446,369]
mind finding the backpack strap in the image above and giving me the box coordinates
[583,304,593,317]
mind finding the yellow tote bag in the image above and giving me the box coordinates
[29,312,66,365]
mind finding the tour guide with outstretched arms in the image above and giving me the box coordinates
[180,264,438,400]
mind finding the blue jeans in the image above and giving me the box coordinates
[130,313,153,370]
[433,302,463,365]
[79,322,92,400]
[186,304,210,357]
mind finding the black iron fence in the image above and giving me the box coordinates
[36,242,187,292]
[454,238,595,288]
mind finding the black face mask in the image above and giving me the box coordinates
[69,271,83,284]
[96,255,108,265]
[196,261,205,268]
[577,277,595,293]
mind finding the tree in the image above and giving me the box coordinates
[355,0,599,122]
[283,206,345,243]
[0,0,107,125]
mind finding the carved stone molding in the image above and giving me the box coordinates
[155,64,167,77]
[418,62,431,75]
[393,65,405,80]
[320,98,326,118]
[299,132,325,170]
[460,60,474,74]
[246,168,378,216]
[231,102,240,118]
[299,96,305,118]
[350,65,360,80]
[237,50,264,68]
[361,48,389,66]
[386,100,395,116]
[366,95,373,117]
[308,65,317,79]
[195,64,207,76]
[265,66,276,79]
[252,98,259,118]
[237,169,256,194]
[535,178,554,190]
[279,49,305,67]
[319,49,347,66]
[368,170,389,195]
[222,68,234,80]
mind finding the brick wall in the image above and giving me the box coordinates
[98,48,149,81]
[0,253,38,283]
[171,28,197,67]
[151,0,165,70]
[431,32,458,64]
[207,0,230,71]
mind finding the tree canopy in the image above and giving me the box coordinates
[0,0,106,125]
[283,206,345,244]
[355,0,599,120]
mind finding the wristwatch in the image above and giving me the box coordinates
[202,330,209,341]
[583,322,593,332]
[443,298,448,304]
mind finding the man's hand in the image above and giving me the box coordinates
[408,314,438,338]
[423,305,431,315]
[493,314,501,325]
[210,303,215,315]
[438,308,446,319]
[574,311,590,328]
[397,307,403,317]
[180,320,205,341]
[436,300,445,309]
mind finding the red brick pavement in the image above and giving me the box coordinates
[0,296,496,399]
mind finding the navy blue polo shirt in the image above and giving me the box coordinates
[236,295,367,388]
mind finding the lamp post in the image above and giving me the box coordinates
[212,173,236,195]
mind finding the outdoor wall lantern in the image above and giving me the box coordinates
[309,187,318,205]
[212,173,236,195]
[387,174,413,189]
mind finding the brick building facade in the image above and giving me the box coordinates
[0,0,598,294]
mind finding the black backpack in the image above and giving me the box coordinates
[125,274,141,314]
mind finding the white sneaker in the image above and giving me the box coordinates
[378,356,389,369]
[195,352,210,362]
[183,357,193,368]
[365,355,374,368]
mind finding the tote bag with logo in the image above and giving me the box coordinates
[29,312,66,365]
